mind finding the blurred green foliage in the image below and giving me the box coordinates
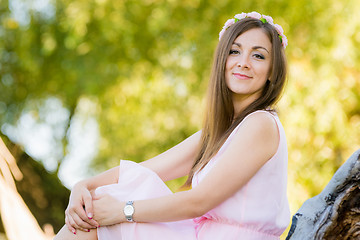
[0,0,360,223]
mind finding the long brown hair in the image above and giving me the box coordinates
[184,18,287,186]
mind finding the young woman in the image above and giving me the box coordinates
[54,11,290,239]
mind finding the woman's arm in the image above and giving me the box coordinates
[93,112,280,224]
[141,130,201,181]
[79,166,120,191]
[65,130,201,233]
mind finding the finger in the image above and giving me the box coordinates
[65,215,77,235]
[65,216,74,233]
[71,204,91,224]
[67,214,91,232]
[78,206,99,227]
[68,204,98,229]
[67,213,80,229]
[71,211,97,230]
[83,200,100,227]
[86,218,100,228]
[83,192,94,220]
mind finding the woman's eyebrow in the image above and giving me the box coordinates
[253,46,269,54]
[232,42,269,54]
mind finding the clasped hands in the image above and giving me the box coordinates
[65,182,125,234]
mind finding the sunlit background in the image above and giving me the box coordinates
[0,0,359,239]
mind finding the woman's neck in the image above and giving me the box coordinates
[232,94,259,116]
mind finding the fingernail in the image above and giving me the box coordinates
[87,213,93,219]
[88,229,90,232]
[72,230,76,235]
[98,225,101,228]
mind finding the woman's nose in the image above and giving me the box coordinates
[236,56,249,68]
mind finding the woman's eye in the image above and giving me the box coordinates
[253,53,265,59]
[229,50,240,55]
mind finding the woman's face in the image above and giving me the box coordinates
[225,28,272,107]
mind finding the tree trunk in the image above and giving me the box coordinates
[286,149,360,240]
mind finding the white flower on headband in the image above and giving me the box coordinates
[218,11,288,49]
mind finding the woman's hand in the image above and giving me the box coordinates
[93,194,124,226]
[65,182,99,234]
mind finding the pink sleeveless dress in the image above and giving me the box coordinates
[96,110,290,239]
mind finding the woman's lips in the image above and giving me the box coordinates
[233,73,252,80]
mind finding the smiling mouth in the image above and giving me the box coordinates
[233,73,252,79]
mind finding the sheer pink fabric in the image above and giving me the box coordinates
[96,110,290,239]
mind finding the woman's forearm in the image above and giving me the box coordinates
[93,188,207,226]
[77,166,120,191]
[132,189,206,222]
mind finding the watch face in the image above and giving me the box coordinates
[124,205,134,215]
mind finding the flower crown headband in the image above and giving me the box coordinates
[219,12,288,49]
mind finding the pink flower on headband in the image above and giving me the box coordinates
[247,11,262,19]
[262,15,274,24]
[224,19,236,29]
[274,24,284,35]
[282,36,288,48]
[234,13,247,19]
[218,12,288,49]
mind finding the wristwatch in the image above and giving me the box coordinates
[123,200,135,222]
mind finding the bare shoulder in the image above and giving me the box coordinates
[241,111,278,133]
[232,111,279,159]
